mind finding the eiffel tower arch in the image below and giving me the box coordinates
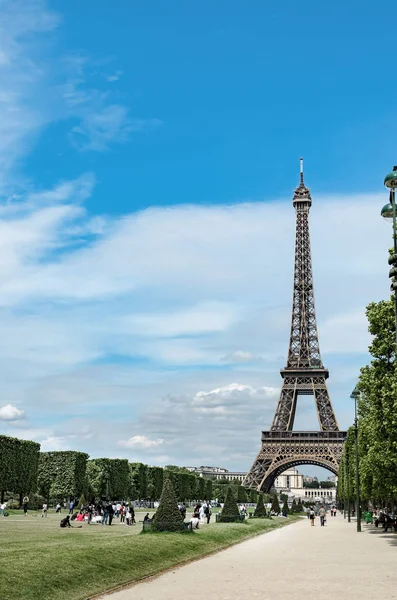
[243,160,346,493]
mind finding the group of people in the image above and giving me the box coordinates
[307,505,337,526]
[187,502,212,529]
[57,500,137,527]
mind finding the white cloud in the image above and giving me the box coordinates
[0,404,24,420]
[119,435,164,449]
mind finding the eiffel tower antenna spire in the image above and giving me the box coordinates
[243,160,346,492]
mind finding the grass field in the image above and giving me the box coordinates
[0,510,299,600]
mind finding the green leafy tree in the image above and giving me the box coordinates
[152,476,184,532]
[237,485,247,503]
[250,489,258,503]
[86,458,129,500]
[38,451,88,502]
[204,478,213,501]
[253,492,267,518]
[129,463,148,500]
[0,436,40,504]
[219,487,241,522]
[147,466,164,501]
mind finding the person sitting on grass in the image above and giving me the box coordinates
[60,515,72,528]
[76,512,84,522]
[189,516,200,529]
[143,512,151,523]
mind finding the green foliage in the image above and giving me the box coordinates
[38,451,88,501]
[152,476,184,532]
[271,495,280,514]
[290,499,297,513]
[0,435,40,496]
[86,458,129,500]
[205,478,213,501]
[253,493,267,518]
[250,489,258,503]
[78,494,87,509]
[280,493,288,501]
[219,487,241,522]
[130,462,148,499]
[147,466,163,500]
[237,485,247,503]
[338,298,397,505]
[297,499,303,513]
[282,499,289,514]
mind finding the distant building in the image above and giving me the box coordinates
[186,466,246,482]
[275,468,303,489]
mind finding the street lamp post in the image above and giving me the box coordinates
[346,446,351,523]
[350,386,361,532]
[382,168,397,350]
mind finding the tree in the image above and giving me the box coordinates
[253,492,267,518]
[130,463,148,500]
[0,436,40,503]
[205,478,213,501]
[250,489,258,503]
[86,458,129,500]
[147,466,164,501]
[38,451,88,501]
[152,476,184,532]
[297,499,303,513]
[290,499,297,513]
[271,495,280,514]
[282,499,289,515]
[219,487,241,522]
[237,485,247,503]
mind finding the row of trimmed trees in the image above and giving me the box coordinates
[0,444,214,504]
[337,298,397,508]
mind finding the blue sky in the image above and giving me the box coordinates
[0,0,394,478]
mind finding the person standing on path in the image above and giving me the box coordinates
[309,508,315,526]
[319,506,326,526]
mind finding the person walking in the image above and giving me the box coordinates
[130,506,136,525]
[55,502,61,513]
[309,507,315,526]
[108,502,114,526]
[319,506,326,526]
[22,496,29,516]
[69,500,74,515]
[204,503,212,524]
[102,502,109,526]
[42,503,48,518]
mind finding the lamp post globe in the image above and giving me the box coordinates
[384,167,397,189]
[381,200,394,221]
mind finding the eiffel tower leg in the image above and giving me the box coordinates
[313,378,339,431]
[270,381,297,431]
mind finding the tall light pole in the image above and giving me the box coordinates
[350,386,361,532]
[382,167,397,351]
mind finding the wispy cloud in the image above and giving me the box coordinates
[0,404,24,421]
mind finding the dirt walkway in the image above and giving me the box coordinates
[101,515,397,600]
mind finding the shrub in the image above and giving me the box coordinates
[297,499,303,512]
[152,477,184,532]
[291,499,297,513]
[253,493,267,518]
[219,487,241,523]
[282,499,289,514]
[271,495,280,514]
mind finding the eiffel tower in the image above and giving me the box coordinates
[243,160,346,492]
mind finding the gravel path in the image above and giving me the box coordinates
[101,514,397,600]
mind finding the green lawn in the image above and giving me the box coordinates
[0,511,299,600]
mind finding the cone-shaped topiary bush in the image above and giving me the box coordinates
[282,499,289,514]
[297,499,303,512]
[152,476,184,532]
[253,492,267,518]
[219,487,241,522]
[291,499,297,513]
[271,494,280,514]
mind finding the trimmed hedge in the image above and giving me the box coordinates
[38,451,88,501]
[0,435,40,501]
[152,476,184,532]
[253,492,267,518]
[86,458,130,500]
[219,487,241,522]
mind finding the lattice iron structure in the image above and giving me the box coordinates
[243,160,346,492]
